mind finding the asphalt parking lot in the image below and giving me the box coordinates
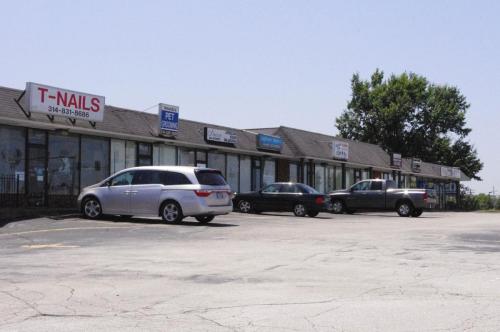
[1,211,500,331]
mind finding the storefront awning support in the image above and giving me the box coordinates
[14,90,31,119]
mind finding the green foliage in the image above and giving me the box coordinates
[336,70,483,180]
[476,193,494,210]
[496,197,500,210]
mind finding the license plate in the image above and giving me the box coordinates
[216,192,225,199]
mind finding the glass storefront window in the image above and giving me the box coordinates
[125,141,136,168]
[263,159,275,187]
[289,163,298,182]
[28,129,46,145]
[208,152,226,176]
[410,176,417,188]
[252,158,261,190]
[81,136,110,189]
[196,150,207,168]
[240,156,251,193]
[326,166,335,193]
[346,168,354,187]
[178,148,195,166]
[335,166,343,189]
[137,142,152,166]
[153,145,176,166]
[314,165,325,193]
[111,139,126,173]
[0,126,26,193]
[304,164,311,185]
[226,154,239,192]
[48,133,79,196]
[362,170,370,180]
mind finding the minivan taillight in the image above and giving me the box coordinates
[315,196,325,205]
[423,192,428,201]
[194,190,212,197]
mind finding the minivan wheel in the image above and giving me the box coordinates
[238,200,252,213]
[293,203,307,217]
[161,201,183,223]
[195,215,215,223]
[82,197,102,219]
[397,201,413,217]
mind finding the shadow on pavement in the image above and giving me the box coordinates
[99,215,238,227]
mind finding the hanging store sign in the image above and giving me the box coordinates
[257,134,283,152]
[411,158,422,173]
[391,153,402,168]
[332,140,349,160]
[26,82,105,122]
[159,103,179,137]
[204,127,237,144]
[441,166,461,179]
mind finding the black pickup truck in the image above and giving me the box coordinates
[328,179,432,217]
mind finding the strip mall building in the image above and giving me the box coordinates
[0,83,468,209]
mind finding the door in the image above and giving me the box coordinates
[258,183,283,211]
[365,180,385,208]
[128,170,162,215]
[27,145,47,207]
[279,184,303,211]
[346,180,371,209]
[99,171,133,214]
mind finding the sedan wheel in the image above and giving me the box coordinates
[397,202,413,217]
[331,200,345,214]
[83,197,102,219]
[238,200,252,213]
[293,203,307,217]
[161,201,183,223]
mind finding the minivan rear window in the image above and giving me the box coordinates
[195,170,227,186]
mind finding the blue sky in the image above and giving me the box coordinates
[1,0,498,194]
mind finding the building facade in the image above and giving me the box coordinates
[0,84,467,210]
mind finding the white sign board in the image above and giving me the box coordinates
[205,127,237,144]
[332,140,349,160]
[441,166,461,179]
[26,82,105,122]
[391,153,402,168]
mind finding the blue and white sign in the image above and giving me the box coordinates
[257,134,283,152]
[332,140,349,160]
[159,103,179,136]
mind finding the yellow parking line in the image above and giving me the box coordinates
[0,226,139,237]
[22,243,80,249]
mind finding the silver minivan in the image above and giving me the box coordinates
[77,166,233,223]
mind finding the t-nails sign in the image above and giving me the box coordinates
[26,82,105,122]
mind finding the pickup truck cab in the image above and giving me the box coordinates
[328,179,430,217]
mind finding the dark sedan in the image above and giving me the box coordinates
[233,182,329,217]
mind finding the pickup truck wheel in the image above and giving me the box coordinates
[397,201,413,217]
[411,208,423,217]
[330,200,345,214]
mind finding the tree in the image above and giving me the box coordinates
[336,70,483,180]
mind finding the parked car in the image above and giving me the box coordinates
[233,182,329,217]
[328,179,430,217]
[77,166,233,223]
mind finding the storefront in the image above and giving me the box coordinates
[0,83,467,209]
